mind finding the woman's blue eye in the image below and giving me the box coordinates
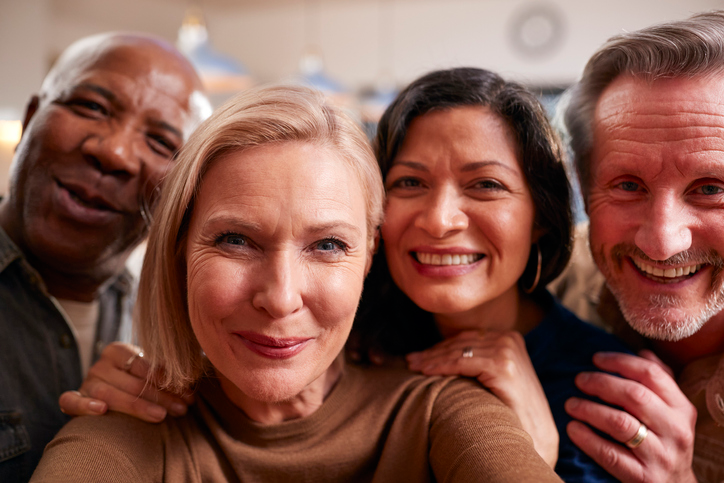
[219,234,246,246]
[316,238,347,252]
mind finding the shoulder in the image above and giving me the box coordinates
[31,412,168,482]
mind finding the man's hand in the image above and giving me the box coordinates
[565,350,696,482]
[59,342,193,422]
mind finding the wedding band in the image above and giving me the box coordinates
[123,350,144,373]
[625,422,648,449]
[461,347,474,358]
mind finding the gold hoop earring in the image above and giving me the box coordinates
[522,244,542,294]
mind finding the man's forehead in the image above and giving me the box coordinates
[596,74,724,119]
[44,36,209,138]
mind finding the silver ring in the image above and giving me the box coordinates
[461,347,474,358]
[123,350,144,373]
[625,422,648,449]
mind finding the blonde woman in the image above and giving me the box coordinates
[33,85,560,482]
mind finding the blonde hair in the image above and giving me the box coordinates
[136,85,384,391]
[565,10,724,198]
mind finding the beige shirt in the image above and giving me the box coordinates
[32,364,561,483]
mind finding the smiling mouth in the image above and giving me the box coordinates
[632,258,703,282]
[414,252,484,266]
[59,181,116,212]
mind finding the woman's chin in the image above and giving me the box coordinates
[217,366,316,405]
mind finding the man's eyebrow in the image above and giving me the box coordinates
[75,83,116,103]
[148,119,183,140]
[75,83,183,140]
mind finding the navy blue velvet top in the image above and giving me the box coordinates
[525,291,633,482]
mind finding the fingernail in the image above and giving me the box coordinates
[593,352,613,362]
[170,403,187,417]
[565,398,580,411]
[148,406,167,421]
[577,372,591,384]
[88,401,106,414]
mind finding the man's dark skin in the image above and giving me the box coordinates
[0,32,210,478]
[0,33,208,302]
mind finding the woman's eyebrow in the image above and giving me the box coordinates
[460,160,517,173]
[390,160,429,172]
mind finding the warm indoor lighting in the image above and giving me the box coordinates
[0,120,21,145]
[177,8,254,95]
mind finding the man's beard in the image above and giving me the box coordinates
[597,243,724,341]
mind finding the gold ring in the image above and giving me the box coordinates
[461,347,474,358]
[625,422,648,449]
[123,350,144,373]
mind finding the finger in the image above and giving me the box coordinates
[565,397,656,456]
[81,381,169,423]
[407,335,503,368]
[574,371,662,419]
[59,391,107,416]
[83,372,189,417]
[638,349,675,378]
[566,420,647,482]
[591,352,686,406]
[407,343,493,372]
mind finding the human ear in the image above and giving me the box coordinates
[20,96,40,139]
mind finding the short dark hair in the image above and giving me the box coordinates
[565,10,724,199]
[352,67,573,358]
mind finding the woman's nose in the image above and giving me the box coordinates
[82,125,141,176]
[414,186,468,238]
[634,196,693,261]
[252,253,304,319]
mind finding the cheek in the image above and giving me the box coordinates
[307,264,365,335]
[186,255,248,326]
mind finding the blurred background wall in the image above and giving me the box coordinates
[1,0,722,194]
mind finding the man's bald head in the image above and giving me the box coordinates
[0,32,211,301]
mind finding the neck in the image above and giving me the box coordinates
[219,354,345,425]
[434,287,544,339]
[651,311,724,372]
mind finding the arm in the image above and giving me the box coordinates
[407,330,559,468]
[59,342,193,422]
[429,378,562,482]
[565,350,696,483]
[31,413,160,482]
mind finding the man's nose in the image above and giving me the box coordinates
[251,252,304,319]
[83,126,141,176]
[634,196,693,261]
[414,186,468,238]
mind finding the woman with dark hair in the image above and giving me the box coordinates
[352,67,631,482]
[63,68,629,481]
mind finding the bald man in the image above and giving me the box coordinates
[0,32,210,481]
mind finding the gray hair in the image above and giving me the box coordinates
[565,10,724,198]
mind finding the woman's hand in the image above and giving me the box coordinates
[565,350,696,482]
[59,342,194,423]
[407,330,559,468]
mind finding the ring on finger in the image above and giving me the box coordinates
[123,350,144,373]
[461,347,474,359]
[625,422,648,449]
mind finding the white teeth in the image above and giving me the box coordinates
[416,252,482,266]
[633,259,703,279]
